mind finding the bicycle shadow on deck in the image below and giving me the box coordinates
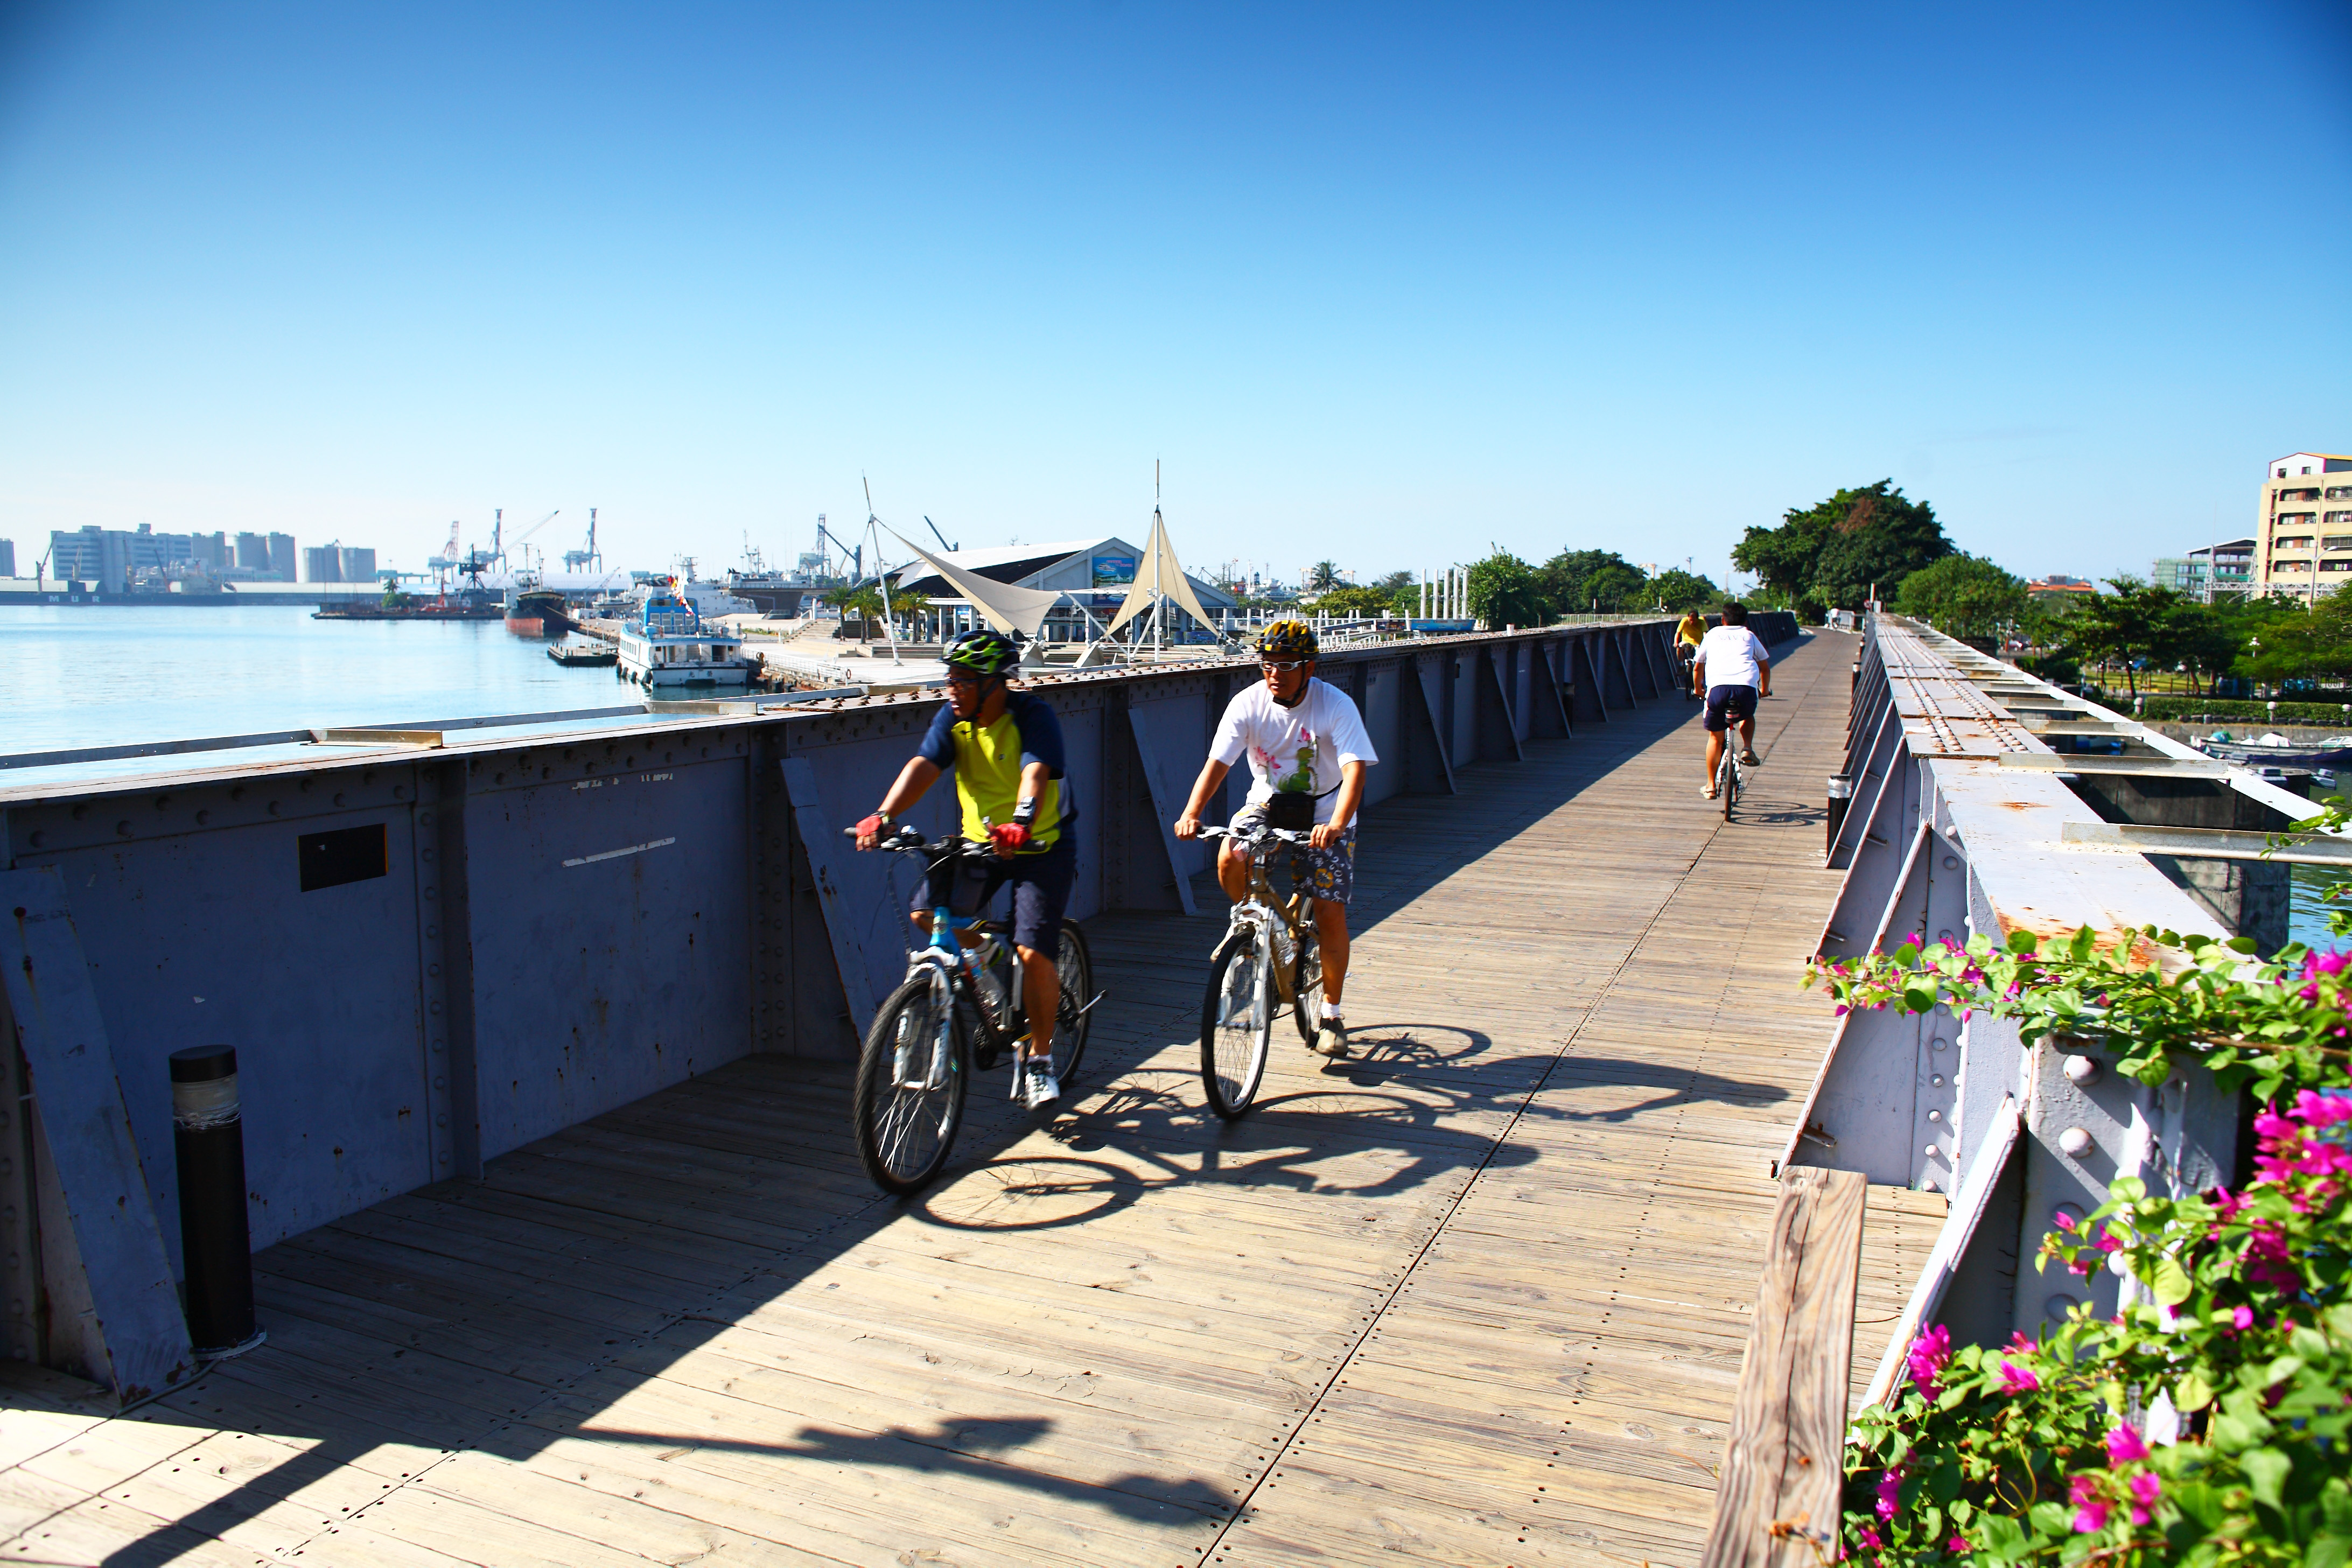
[904,1017,1788,1236]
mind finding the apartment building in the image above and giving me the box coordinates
[2257,451,2352,599]
[2152,538,2255,598]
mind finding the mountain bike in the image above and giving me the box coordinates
[1194,822,1325,1119]
[846,827,1099,1194]
[1717,741,1744,821]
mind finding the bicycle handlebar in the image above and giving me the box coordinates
[843,825,997,864]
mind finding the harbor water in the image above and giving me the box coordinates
[0,604,618,757]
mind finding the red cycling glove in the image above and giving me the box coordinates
[853,814,888,841]
[988,822,1031,854]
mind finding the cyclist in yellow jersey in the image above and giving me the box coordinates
[853,628,1074,1109]
[1675,608,1706,695]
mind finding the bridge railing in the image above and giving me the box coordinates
[1,613,1790,1403]
[1707,613,2321,1563]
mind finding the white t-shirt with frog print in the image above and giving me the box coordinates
[1209,677,1380,825]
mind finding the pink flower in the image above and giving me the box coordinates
[2297,1088,2352,1126]
[2069,1474,2110,1532]
[2096,1227,2126,1254]
[2054,1211,2078,1232]
[1906,1324,1951,1397]
[1859,1525,1884,1551]
[1998,1358,2040,1394]
[2006,1331,2039,1354]
[2106,1425,2150,1465]
[1947,1535,1969,1553]
[2233,1305,2255,1331]
[2130,1472,2162,1514]
[1875,1469,1902,1522]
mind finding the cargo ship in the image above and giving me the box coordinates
[315,589,501,621]
[504,581,572,638]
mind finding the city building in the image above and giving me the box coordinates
[2151,538,2255,599]
[268,533,296,582]
[303,545,343,583]
[0,540,12,578]
[339,547,376,583]
[2256,450,2352,600]
[2026,573,2099,603]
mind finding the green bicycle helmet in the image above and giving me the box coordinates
[1255,619,1319,660]
[943,626,1020,677]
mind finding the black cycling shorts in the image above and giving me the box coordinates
[915,834,1076,954]
[1704,684,1758,733]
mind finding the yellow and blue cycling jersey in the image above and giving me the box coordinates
[916,692,1068,852]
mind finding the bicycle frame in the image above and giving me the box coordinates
[1204,825,1318,1005]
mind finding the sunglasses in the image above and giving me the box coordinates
[1259,660,1310,673]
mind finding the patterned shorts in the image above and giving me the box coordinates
[1230,802,1356,906]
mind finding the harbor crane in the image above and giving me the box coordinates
[562,509,602,572]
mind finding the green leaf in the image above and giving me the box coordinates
[2007,929,2041,955]
[2152,1254,2194,1306]
[2307,1535,2350,1568]
[2175,1371,2213,1412]
[2241,1445,2291,1510]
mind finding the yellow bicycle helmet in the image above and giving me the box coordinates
[1255,619,1319,660]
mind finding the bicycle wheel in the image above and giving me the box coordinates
[1721,751,1738,821]
[1290,922,1324,1046]
[1200,927,1273,1119]
[852,971,970,1195]
[1050,919,1094,1088]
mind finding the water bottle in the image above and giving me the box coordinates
[1270,919,1296,975]
[971,943,1010,1026]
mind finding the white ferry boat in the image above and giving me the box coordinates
[615,589,755,687]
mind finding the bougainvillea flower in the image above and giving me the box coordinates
[2233,1305,2255,1331]
[1905,1324,1951,1397]
[2070,1474,2110,1535]
[1875,1469,1902,1522]
[1997,1357,2040,1394]
[2106,1425,2150,1465]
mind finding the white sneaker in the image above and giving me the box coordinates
[1021,1062,1061,1110]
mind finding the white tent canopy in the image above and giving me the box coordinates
[881,527,1063,639]
[1105,510,1216,637]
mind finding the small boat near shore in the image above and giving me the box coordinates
[548,642,617,668]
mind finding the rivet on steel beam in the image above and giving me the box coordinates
[2045,1293,2082,1322]
[2059,1126,2095,1158]
[2063,1053,2102,1086]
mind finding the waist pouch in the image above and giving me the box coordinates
[1263,791,1316,831]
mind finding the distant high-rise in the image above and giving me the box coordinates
[0,540,13,578]
[2256,452,2352,600]
[235,532,269,571]
[191,531,230,570]
[339,546,376,583]
[267,533,296,582]
[303,545,342,583]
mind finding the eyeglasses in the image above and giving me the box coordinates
[943,673,982,689]
[1259,660,1309,673]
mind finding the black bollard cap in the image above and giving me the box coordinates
[170,1045,238,1083]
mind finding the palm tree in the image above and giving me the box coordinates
[1308,560,1342,592]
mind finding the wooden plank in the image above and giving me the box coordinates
[1701,1166,1867,1568]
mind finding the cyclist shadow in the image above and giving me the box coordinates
[909,1021,1546,1233]
[1725,788,1826,829]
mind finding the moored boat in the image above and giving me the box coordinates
[505,582,572,638]
[614,589,754,687]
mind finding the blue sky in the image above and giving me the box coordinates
[2,2,2346,590]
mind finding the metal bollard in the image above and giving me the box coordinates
[1851,660,1860,691]
[170,1046,262,1357]
[1826,774,1852,858]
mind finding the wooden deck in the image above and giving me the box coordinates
[0,628,1943,1568]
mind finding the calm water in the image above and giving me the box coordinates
[0,605,623,756]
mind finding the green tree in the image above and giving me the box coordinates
[1893,554,2027,640]
[1313,586,1394,618]
[1372,570,1415,600]
[2065,579,2185,698]
[823,580,892,639]
[1307,560,1342,592]
[1465,549,1545,627]
[1646,568,1720,613]
[1734,480,1952,619]
[1537,549,1648,614]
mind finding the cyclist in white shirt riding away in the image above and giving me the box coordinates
[1173,620,1378,1059]
[1693,601,1771,800]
